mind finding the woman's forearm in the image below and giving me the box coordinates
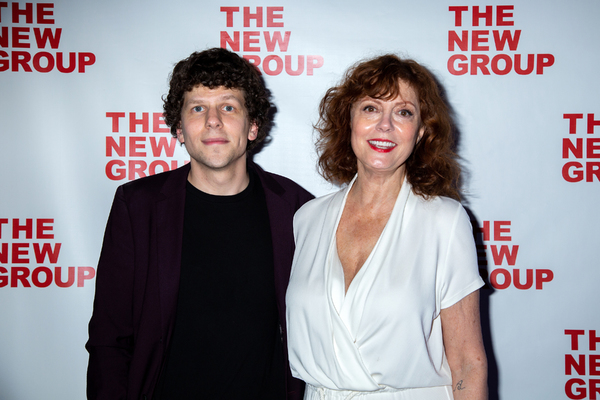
[450,356,488,400]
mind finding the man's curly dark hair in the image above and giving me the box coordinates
[163,48,272,152]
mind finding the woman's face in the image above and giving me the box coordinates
[350,80,424,179]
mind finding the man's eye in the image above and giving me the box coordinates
[223,105,235,112]
[193,106,204,112]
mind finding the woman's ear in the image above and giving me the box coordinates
[417,125,425,144]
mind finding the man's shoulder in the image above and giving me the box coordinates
[262,170,310,194]
[251,162,314,203]
[117,164,189,200]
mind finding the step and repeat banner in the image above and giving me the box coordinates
[1,1,599,399]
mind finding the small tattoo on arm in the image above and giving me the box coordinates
[453,380,465,392]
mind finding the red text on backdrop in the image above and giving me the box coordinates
[562,113,600,183]
[0,218,94,288]
[0,3,96,73]
[475,220,553,290]
[105,112,186,181]
[565,330,600,400]
[447,5,554,76]
[220,6,324,76]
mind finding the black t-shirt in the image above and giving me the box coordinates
[154,171,285,399]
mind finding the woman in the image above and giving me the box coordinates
[286,54,487,399]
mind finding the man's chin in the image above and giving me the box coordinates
[191,154,246,172]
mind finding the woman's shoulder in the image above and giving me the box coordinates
[297,187,345,214]
[410,191,469,226]
[293,187,346,232]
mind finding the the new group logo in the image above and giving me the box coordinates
[565,329,600,399]
[562,113,600,183]
[105,112,187,181]
[220,6,324,76]
[0,2,96,73]
[447,5,554,75]
[0,218,95,288]
[475,220,553,290]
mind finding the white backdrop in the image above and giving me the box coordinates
[1,1,599,399]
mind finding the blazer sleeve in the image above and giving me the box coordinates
[85,185,135,400]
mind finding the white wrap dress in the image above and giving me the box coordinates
[286,177,484,399]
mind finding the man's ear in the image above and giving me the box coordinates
[248,123,259,141]
[176,123,184,144]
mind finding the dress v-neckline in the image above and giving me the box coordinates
[328,176,410,324]
[317,175,414,391]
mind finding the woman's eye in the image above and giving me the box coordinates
[398,109,413,117]
[363,105,376,112]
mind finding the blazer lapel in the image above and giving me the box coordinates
[155,164,189,338]
[251,163,294,316]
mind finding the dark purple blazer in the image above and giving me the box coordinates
[86,162,313,400]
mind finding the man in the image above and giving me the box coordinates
[86,48,312,400]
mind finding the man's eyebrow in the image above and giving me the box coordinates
[186,94,243,103]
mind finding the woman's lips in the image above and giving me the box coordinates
[368,139,397,152]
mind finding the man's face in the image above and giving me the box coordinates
[176,85,258,175]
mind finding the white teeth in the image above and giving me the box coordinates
[368,140,396,149]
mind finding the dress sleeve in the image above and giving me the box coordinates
[85,185,135,399]
[438,204,484,310]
